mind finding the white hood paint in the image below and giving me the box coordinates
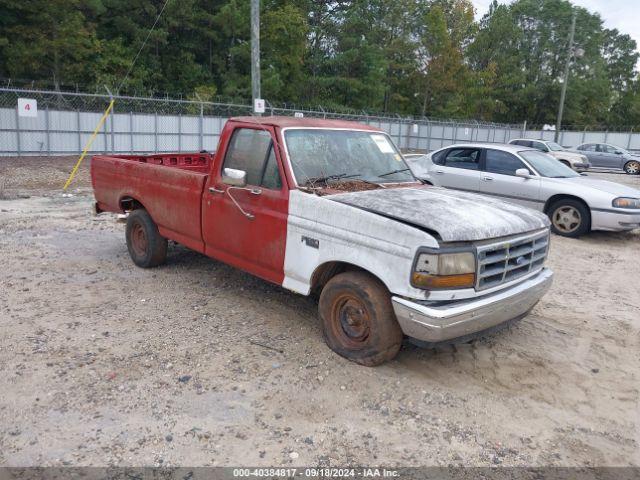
[327,186,550,242]
[560,176,640,198]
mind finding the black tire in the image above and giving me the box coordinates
[623,160,640,175]
[559,160,572,169]
[319,271,403,366]
[547,198,590,238]
[125,209,168,268]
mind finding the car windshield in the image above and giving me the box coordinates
[284,129,415,185]
[519,150,580,178]
[546,141,564,151]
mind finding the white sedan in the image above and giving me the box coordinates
[405,143,640,237]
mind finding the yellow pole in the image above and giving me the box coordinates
[63,99,115,191]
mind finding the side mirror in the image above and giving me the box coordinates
[222,168,247,187]
[615,150,623,155]
[515,168,531,179]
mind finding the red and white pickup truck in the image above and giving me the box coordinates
[92,116,554,365]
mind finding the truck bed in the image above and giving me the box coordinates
[92,152,215,252]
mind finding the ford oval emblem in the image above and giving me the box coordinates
[516,256,527,265]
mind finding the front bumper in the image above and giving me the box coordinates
[391,268,553,343]
[591,209,640,231]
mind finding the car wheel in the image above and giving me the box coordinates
[319,271,403,366]
[126,209,168,267]
[623,160,640,175]
[548,199,590,238]
[559,160,572,169]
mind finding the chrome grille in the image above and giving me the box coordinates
[476,230,549,290]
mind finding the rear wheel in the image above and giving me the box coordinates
[559,159,572,169]
[125,209,167,268]
[548,199,590,238]
[319,271,403,366]
[624,160,640,175]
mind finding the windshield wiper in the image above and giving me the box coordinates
[378,168,411,178]
[303,173,361,186]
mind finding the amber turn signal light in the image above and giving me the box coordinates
[411,272,475,289]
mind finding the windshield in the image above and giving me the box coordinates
[546,141,564,151]
[519,150,580,178]
[284,129,415,185]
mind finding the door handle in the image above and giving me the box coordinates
[435,170,445,174]
[209,186,224,194]
[482,176,493,181]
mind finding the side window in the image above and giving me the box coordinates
[580,144,596,152]
[431,149,447,165]
[261,147,283,190]
[485,150,529,176]
[444,148,481,170]
[602,144,618,154]
[223,128,272,185]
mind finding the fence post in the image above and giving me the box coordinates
[45,105,51,155]
[582,127,586,144]
[130,111,134,152]
[199,103,204,151]
[77,109,82,154]
[426,119,432,152]
[154,111,158,152]
[522,120,527,137]
[178,111,182,152]
[627,129,633,150]
[15,107,21,155]
[105,86,115,153]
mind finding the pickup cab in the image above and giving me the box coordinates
[92,116,554,366]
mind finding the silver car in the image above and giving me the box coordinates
[406,143,640,237]
[572,143,640,175]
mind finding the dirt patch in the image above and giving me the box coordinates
[0,156,91,198]
[0,157,639,467]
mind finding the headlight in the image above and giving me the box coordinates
[612,197,640,209]
[581,155,589,163]
[412,251,475,289]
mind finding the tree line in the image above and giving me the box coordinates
[1,0,639,128]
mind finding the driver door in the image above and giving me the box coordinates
[202,126,289,284]
[598,144,625,169]
[479,149,542,210]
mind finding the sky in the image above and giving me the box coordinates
[472,0,639,54]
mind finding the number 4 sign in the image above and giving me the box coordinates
[18,98,38,118]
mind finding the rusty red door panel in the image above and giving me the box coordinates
[201,126,289,285]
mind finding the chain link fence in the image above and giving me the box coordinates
[1,86,639,156]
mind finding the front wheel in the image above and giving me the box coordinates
[624,160,640,175]
[319,271,403,366]
[548,199,590,238]
[125,209,168,268]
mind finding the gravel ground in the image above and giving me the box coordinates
[0,156,639,467]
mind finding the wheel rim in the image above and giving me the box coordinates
[625,161,640,174]
[330,293,371,347]
[130,222,148,257]
[552,206,582,233]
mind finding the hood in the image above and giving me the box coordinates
[561,176,640,197]
[327,186,550,242]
